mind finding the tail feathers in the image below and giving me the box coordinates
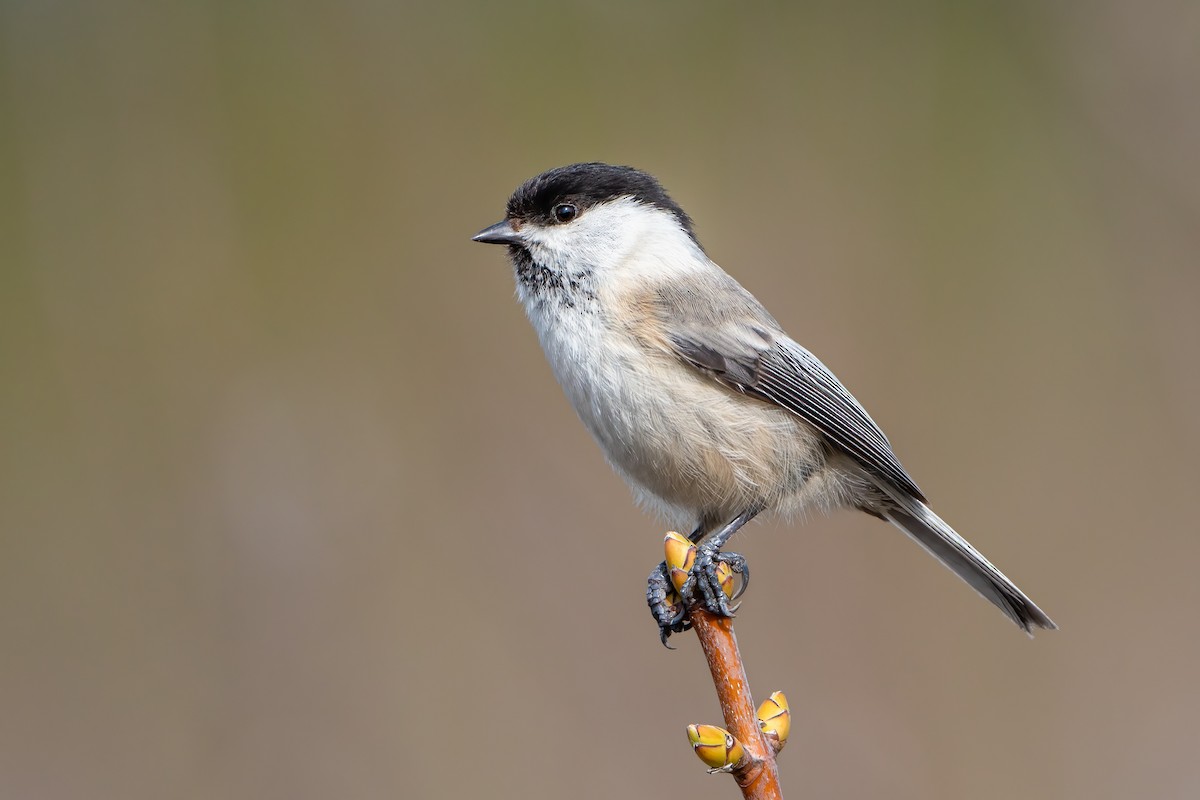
[885,502,1056,634]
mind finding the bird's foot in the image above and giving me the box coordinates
[647,539,749,646]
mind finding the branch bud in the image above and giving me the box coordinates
[663,531,696,592]
[756,691,791,752]
[686,723,746,773]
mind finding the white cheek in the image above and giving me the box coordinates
[524,198,708,286]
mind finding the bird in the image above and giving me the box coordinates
[473,162,1055,643]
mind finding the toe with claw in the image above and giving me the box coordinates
[682,542,748,619]
[646,559,690,646]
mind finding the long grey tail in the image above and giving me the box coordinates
[884,501,1056,634]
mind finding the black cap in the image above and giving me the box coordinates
[504,163,697,242]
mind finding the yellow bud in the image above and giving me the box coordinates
[686,723,745,773]
[663,532,696,593]
[714,560,735,600]
[756,691,791,751]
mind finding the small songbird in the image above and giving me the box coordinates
[474,163,1055,643]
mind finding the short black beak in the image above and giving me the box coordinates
[472,220,523,246]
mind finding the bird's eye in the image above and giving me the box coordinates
[553,204,578,223]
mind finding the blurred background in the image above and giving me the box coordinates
[2,2,1198,798]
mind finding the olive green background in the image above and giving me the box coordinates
[2,2,1198,798]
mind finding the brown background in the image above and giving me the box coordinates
[2,2,1198,798]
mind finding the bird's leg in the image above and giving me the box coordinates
[681,508,760,619]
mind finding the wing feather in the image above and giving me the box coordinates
[752,340,925,500]
[663,299,925,501]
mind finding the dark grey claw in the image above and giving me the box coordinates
[646,560,690,647]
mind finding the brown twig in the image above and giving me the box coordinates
[689,608,784,800]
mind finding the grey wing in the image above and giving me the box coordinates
[667,317,926,502]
